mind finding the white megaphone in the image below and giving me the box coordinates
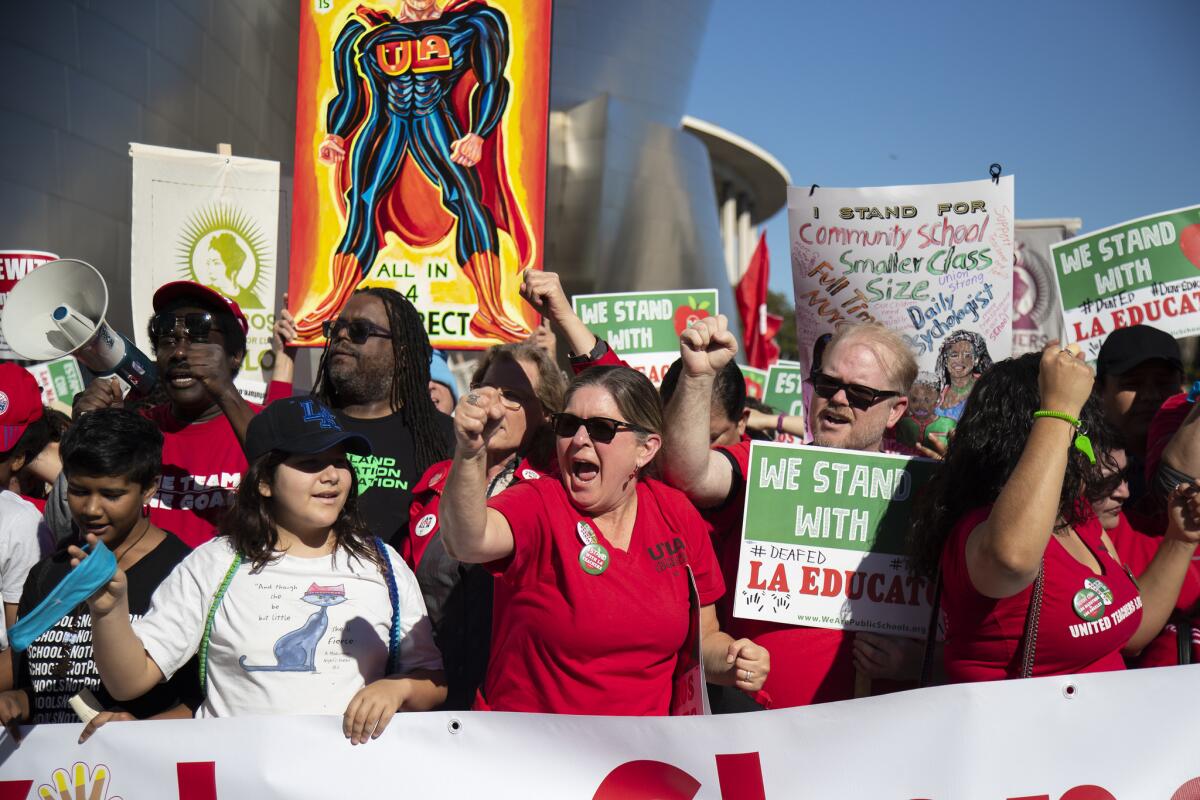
[0,259,157,396]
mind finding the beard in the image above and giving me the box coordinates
[326,350,394,406]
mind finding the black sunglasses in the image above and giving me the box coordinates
[323,318,390,344]
[550,412,647,444]
[809,371,900,411]
[150,312,214,344]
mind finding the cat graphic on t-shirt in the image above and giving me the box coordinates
[239,584,346,673]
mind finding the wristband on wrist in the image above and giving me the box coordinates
[776,413,786,434]
[1032,410,1096,464]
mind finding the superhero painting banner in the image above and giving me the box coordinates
[573,290,719,386]
[735,442,938,636]
[289,0,552,350]
[0,250,58,359]
[1011,219,1080,356]
[1054,205,1200,359]
[788,178,1014,378]
[6,667,1200,797]
[130,144,281,404]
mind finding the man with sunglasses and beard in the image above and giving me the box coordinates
[663,318,924,709]
[68,282,288,548]
[311,289,454,551]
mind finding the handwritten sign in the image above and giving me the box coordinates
[788,178,1014,375]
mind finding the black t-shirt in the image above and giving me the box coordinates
[16,533,202,724]
[336,410,453,547]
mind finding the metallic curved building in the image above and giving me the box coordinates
[0,0,787,355]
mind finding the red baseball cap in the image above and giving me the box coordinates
[0,364,45,453]
[152,281,250,335]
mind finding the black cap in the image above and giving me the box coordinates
[1096,325,1182,380]
[245,396,371,462]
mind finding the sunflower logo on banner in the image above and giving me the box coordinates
[177,205,273,312]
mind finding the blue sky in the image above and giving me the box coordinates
[687,0,1200,297]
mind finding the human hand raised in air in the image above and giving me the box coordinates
[453,387,505,458]
[678,314,738,379]
[1038,341,1094,419]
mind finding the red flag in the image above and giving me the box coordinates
[735,232,780,369]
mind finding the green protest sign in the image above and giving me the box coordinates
[1053,205,1200,359]
[572,290,717,385]
[24,356,85,413]
[762,362,806,417]
[742,366,767,401]
[734,442,938,635]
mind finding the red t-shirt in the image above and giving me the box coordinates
[139,380,292,550]
[480,476,724,715]
[941,506,1142,682]
[143,406,249,549]
[1109,511,1200,667]
[406,457,549,570]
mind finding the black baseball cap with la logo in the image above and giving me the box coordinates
[245,396,372,461]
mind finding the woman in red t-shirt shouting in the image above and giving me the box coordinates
[909,343,1200,681]
[441,365,769,715]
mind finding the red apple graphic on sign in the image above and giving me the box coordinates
[673,296,712,334]
[1181,223,1200,269]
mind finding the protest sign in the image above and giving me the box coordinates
[1053,204,1200,358]
[4,667,1200,798]
[24,357,85,414]
[788,177,1014,377]
[572,290,718,385]
[734,442,937,636]
[130,143,280,404]
[1012,218,1080,355]
[288,0,552,350]
[741,365,767,400]
[761,361,805,417]
[0,250,57,360]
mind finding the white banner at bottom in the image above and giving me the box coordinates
[2,665,1199,798]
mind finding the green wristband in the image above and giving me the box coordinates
[1032,410,1096,464]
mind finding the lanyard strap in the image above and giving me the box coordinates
[199,553,242,695]
[373,536,403,675]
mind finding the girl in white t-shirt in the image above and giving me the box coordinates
[73,397,445,744]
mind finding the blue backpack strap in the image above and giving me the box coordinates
[373,536,402,674]
[199,552,243,694]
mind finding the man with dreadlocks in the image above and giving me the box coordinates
[313,289,454,549]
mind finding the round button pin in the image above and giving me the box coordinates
[1073,588,1105,622]
[1083,577,1113,606]
[415,513,437,538]
[579,543,609,575]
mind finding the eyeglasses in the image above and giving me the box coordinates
[809,371,900,411]
[150,312,214,345]
[470,383,536,410]
[322,318,390,344]
[550,412,647,443]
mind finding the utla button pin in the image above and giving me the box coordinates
[579,543,609,575]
